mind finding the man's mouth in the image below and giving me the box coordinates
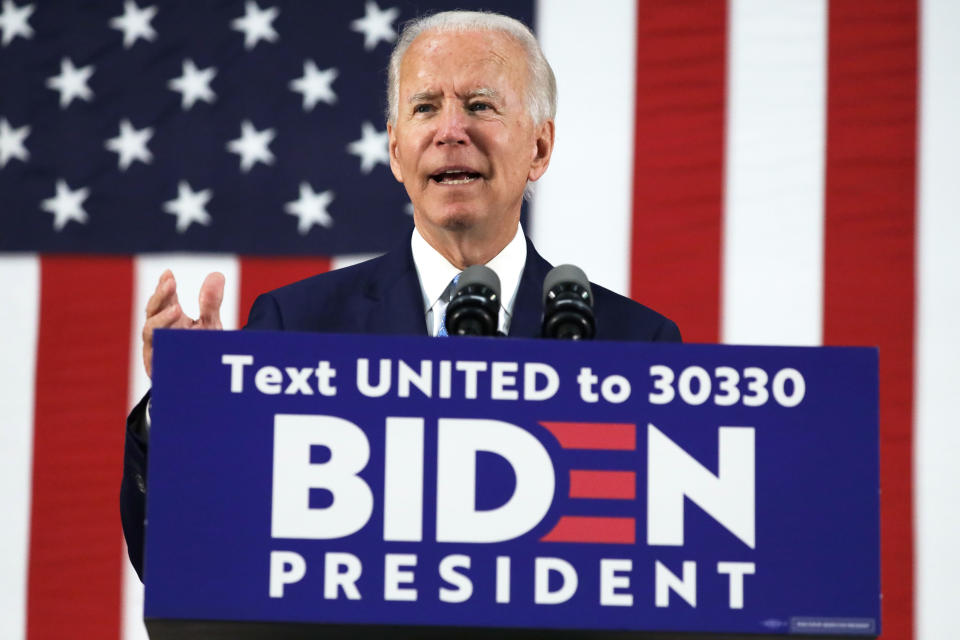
[430,169,481,185]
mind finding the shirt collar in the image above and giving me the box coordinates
[484,224,526,319]
[410,223,527,317]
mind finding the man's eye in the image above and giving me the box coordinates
[414,104,433,114]
[469,102,491,112]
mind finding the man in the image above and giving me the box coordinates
[121,11,681,579]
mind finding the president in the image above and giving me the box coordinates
[121,10,681,579]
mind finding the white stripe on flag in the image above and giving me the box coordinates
[722,0,827,346]
[123,255,240,640]
[0,256,39,640]
[122,546,148,640]
[532,0,636,296]
[332,254,381,271]
[916,0,960,636]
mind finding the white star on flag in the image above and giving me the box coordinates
[46,57,95,109]
[109,1,158,49]
[347,121,389,174]
[285,182,334,235]
[105,119,154,171]
[0,116,30,167]
[226,120,276,172]
[231,1,279,51]
[163,181,212,233]
[0,0,34,46]
[351,1,398,51]
[289,60,338,111]
[168,59,217,110]
[41,179,89,231]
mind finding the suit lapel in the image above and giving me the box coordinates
[362,241,429,336]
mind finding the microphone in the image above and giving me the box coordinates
[541,264,596,340]
[445,265,501,336]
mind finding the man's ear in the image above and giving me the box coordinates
[527,119,555,183]
[388,123,404,183]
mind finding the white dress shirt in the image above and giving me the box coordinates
[411,224,527,336]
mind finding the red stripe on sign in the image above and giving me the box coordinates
[27,257,132,640]
[539,422,636,450]
[569,470,636,500]
[630,0,727,343]
[238,257,332,326]
[823,3,917,639]
[541,516,636,544]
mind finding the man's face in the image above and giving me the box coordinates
[388,29,553,246]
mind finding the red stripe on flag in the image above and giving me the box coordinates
[630,0,727,343]
[539,422,636,450]
[569,470,636,500]
[541,516,636,544]
[237,257,332,325]
[824,3,917,638]
[27,257,132,640]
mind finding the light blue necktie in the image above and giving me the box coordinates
[435,273,460,337]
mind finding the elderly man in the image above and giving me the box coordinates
[121,11,680,579]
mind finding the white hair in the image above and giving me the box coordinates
[386,11,557,127]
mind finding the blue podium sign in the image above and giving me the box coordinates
[146,330,880,637]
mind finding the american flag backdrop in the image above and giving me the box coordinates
[0,1,957,639]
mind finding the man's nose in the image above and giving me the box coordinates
[434,104,469,145]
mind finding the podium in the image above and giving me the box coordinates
[144,330,880,638]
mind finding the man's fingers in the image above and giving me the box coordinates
[198,272,225,329]
[145,270,179,318]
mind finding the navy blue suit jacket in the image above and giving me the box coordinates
[120,236,680,578]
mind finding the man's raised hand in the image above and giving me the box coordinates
[141,270,225,378]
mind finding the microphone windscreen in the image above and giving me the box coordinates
[455,265,502,300]
[542,264,593,305]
